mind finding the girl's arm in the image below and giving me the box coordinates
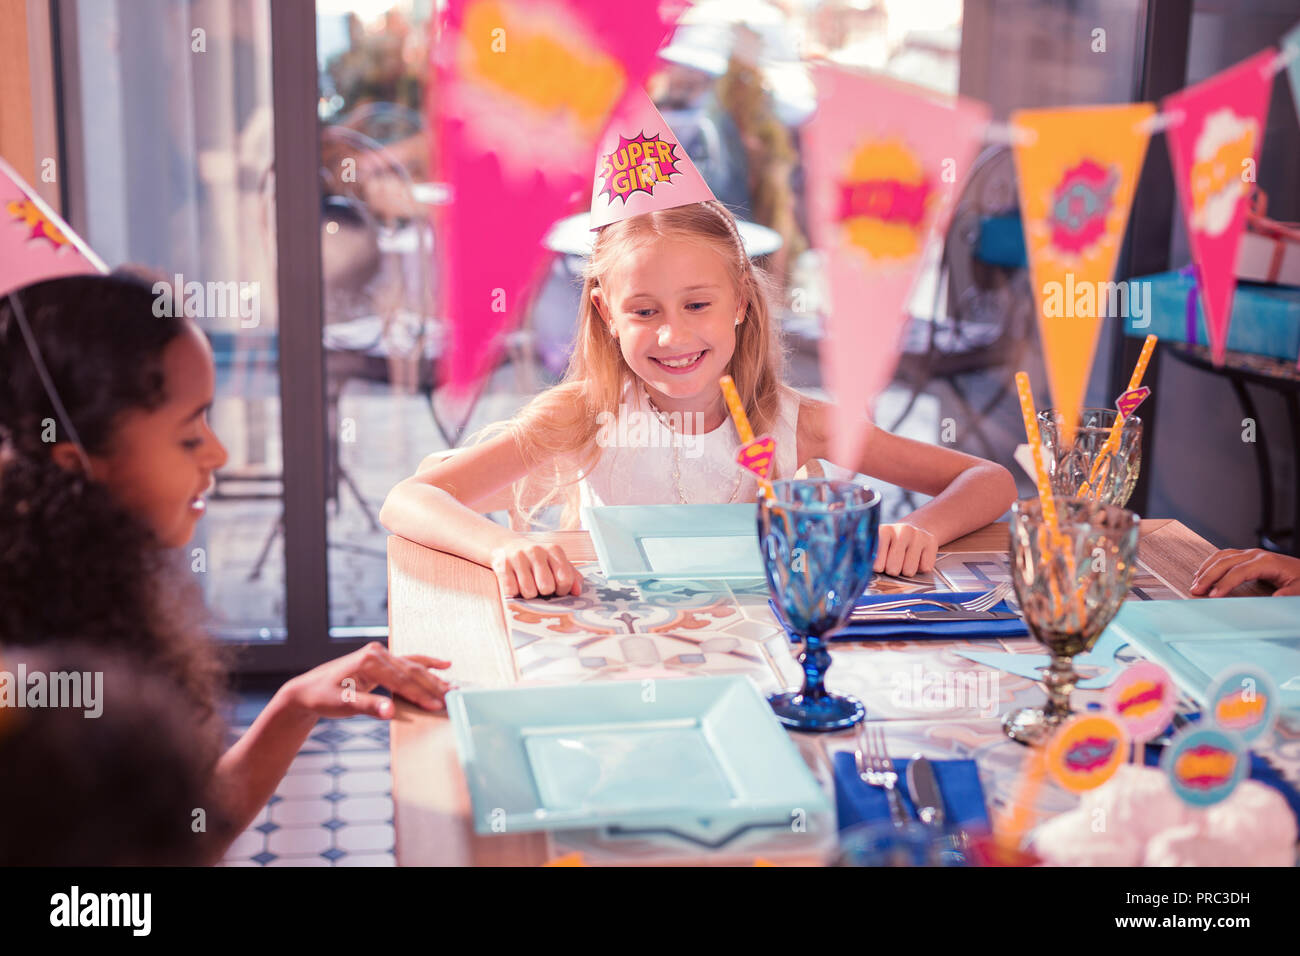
[379,422,583,598]
[797,398,1017,575]
[207,643,451,861]
[380,429,535,565]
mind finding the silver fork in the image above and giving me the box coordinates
[851,581,1014,618]
[855,723,910,828]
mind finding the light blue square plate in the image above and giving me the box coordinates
[581,503,765,581]
[447,675,829,838]
[1106,596,1300,713]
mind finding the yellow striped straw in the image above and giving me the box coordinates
[719,375,774,498]
[1080,334,1157,499]
[996,744,1047,852]
[1015,372,1060,536]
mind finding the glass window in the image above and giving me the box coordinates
[70,0,284,641]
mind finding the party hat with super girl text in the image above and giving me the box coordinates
[589,90,716,230]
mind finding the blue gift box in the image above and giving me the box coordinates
[1125,270,1300,362]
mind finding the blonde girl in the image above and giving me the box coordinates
[381,199,1017,598]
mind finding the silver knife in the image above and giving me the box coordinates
[906,755,945,827]
[850,610,1020,622]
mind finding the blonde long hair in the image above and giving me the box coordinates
[476,199,789,529]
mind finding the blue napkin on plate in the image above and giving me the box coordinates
[832,750,991,833]
[769,591,1027,641]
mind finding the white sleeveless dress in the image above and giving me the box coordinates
[577,378,802,525]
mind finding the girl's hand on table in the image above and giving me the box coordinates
[874,523,939,578]
[490,539,582,599]
[283,644,452,720]
[1190,548,1300,597]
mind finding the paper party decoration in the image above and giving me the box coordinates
[1012,103,1154,445]
[1207,667,1278,744]
[1115,386,1151,419]
[1045,714,1129,792]
[432,0,678,393]
[589,92,716,229]
[803,65,988,469]
[735,435,776,482]
[1105,661,1176,741]
[0,156,106,298]
[1163,725,1246,806]
[1164,51,1274,366]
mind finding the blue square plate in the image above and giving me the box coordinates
[582,503,765,581]
[447,675,829,838]
[1106,596,1300,713]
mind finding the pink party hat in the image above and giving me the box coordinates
[589,90,716,230]
[0,156,106,297]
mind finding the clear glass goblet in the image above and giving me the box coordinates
[1038,408,1142,506]
[758,479,881,732]
[1002,496,1139,745]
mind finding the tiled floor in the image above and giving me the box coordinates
[220,708,396,867]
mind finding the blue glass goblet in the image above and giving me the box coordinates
[758,479,881,732]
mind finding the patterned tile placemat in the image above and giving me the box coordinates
[934,551,1186,602]
[501,563,799,691]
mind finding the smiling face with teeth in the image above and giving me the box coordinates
[591,236,744,425]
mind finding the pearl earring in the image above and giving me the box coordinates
[734,317,741,327]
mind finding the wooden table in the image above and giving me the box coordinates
[388,518,1267,866]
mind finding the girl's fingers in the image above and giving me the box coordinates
[356,644,424,702]
[1190,550,1245,594]
[508,553,539,599]
[916,540,939,574]
[882,527,910,577]
[364,657,444,712]
[392,654,450,703]
[526,548,556,595]
[406,654,453,670]
[873,527,895,573]
[1193,548,1241,578]
[1208,554,1275,597]
[492,555,520,598]
[547,547,575,596]
[350,692,396,720]
[900,539,924,579]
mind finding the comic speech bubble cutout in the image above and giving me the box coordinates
[1046,714,1129,792]
[1163,725,1246,806]
[1207,667,1277,744]
[1104,661,1176,741]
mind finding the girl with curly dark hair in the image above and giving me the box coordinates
[0,643,231,866]
[0,273,452,861]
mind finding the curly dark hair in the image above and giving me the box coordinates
[0,273,229,725]
[0,643,231,866]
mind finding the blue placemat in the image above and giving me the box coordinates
[769,592,1027,641]
[833,751,991,833]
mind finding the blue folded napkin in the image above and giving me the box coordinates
[832,750,991,834]
[769,591,1027,641]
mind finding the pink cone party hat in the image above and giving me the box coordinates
[1,157,106,297]
[589,91,716,229]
